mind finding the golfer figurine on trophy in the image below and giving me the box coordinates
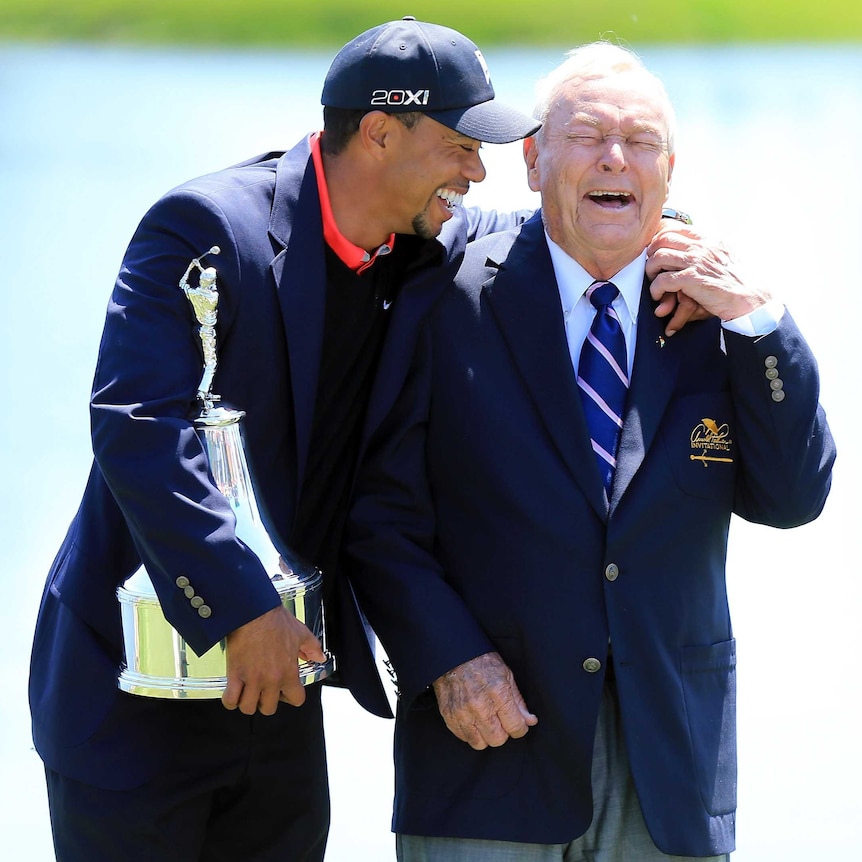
[117,247,334,698]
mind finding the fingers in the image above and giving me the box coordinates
[651,286,679,321]
[441,712,493,750]
[221,676,243,711]
[433,652,537,750]
[660,298,697,337]
[222,606,320,715]
[483,686,537,746]
[222,661,306,715]
[650,278,710,336]
[275,670,307,709]
[647,226,764,327]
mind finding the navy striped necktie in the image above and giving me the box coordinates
[577,281,630,492]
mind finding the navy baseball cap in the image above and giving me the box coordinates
[321,17,540,144]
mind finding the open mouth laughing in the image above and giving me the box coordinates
[436,187,465,211]
[587,190,633,209]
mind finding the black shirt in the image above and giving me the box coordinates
[291,234,442,581]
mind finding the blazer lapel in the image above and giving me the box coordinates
[268,141,327,500]
[484,217,608,519]
[361,247,456,448]
[610,280,682,510]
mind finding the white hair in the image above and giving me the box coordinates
[533,41,676,154]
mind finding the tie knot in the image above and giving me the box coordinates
[588,281,619,311]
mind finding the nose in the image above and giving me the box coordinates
[599,137,627,173]
[464,149,487,183]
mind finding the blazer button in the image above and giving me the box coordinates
[175,576,190,589]
[765,367,779,380]
[583,657,602,673]
[190,596,204,609]
[771,389,786,402]
[769,378,784,391]
[198,605,212,618]
[183,585,196,599]
[605,563,620,582]
[764,355,778,369]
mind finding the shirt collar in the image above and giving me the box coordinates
[544,231,645,326]
[310,131,395,274]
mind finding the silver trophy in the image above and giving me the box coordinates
[117,246,334,698]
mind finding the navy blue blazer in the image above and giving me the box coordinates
[347,213,836,856]
[28,135,519,790]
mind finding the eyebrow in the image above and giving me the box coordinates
[568,114,664,137]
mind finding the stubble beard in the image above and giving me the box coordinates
[411,197,446,240]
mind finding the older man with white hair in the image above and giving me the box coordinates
[347,42,835,861]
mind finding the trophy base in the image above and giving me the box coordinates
[118,571,335,699]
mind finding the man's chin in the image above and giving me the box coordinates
[411,212,447,240]
[581,221,650,252]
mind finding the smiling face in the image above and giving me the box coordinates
[525,71,675,277]
[385,114,487,239]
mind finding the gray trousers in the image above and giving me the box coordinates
[397,683,730,862]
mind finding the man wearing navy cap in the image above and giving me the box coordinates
[29,17,540,862]
[29,18,711,862]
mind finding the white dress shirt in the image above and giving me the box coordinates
[544,231,784,376]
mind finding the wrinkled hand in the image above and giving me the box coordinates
[647,225,771,335]
[222,605,327,715]
[432,652,537,750]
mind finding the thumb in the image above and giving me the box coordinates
[512,684,538,725]
[297,631,328,664]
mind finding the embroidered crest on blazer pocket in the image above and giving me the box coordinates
[662,394,737,501]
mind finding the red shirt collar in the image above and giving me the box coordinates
[310,131,395,274]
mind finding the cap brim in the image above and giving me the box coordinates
[426,101,541,144]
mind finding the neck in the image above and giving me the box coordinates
[564,245,642,282]
[321,151,392,251]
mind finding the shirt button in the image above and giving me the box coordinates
[583,657,602,673]
[764,355,778,369]
[605,563,620,582]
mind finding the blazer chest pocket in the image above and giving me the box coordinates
[661,393,737,501]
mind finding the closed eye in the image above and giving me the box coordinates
[628,137,666,153]
[570,135,602,146]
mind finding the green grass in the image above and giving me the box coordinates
[2,0,861,46]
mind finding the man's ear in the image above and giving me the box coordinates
[524,136,541,192]
[358,111,394,160]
